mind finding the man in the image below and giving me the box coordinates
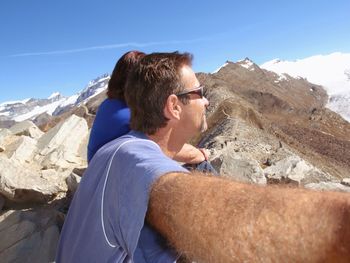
[56,52,206,263]
[57,52,350,262]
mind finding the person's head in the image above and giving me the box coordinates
[125,51,209,135]
[107,50,145,100]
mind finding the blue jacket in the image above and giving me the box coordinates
[87,98,130,162]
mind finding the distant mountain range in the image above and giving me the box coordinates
[0,74,110,124]
[0,52,349,126]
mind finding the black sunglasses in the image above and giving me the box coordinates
[176,86,205,98]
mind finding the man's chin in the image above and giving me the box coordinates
[200,120,208,133]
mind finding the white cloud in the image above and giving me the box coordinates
[9,38,209,57]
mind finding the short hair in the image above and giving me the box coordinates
[125,52,193,135]
[107,51,145,100]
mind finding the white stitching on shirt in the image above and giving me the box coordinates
[101,138,159,248]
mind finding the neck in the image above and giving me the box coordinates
[147,127,188,159]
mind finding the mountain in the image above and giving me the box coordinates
[197,58,350,181]
[0,74,110,127]
[260,52,350,122]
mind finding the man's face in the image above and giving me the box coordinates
[178,65,209,135]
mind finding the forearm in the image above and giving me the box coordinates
[147,173,350,263]
[173,143,207,164]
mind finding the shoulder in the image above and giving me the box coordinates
[98,98,128,112]
[94,99,130,123]
[110,136,188,175]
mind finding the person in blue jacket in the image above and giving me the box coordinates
[87,51,215,169]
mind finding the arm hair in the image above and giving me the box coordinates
[147,172,350,263]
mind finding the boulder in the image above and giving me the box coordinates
[341,178,350,187]
[0,128,12,140]
[0,208,63,262]
[9,120,44,139]
[264,156,331,185]
[35,114,88,169]
[0,156,67,204]
[212,153,266,184]
[0,128,12,150]
[5,135,37,164]
[305,182,350,193]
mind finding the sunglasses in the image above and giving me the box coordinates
[176,86,205,98]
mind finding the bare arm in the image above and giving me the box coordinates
[147,172,350,263]
[173,143,208,164]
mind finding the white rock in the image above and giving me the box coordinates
[264,156,331,185]
[5,135,37,164]
[341,178,350,187]
[217,151,266,184]
[0,156,67,203]
[9,120,44,139]
[35,114,88,169]
[305,182,350,193]
[0,128,12,149]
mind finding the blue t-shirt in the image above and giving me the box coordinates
[87,98,130,162]
[56,131,188,263]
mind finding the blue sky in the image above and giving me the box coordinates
[1,0,349,103]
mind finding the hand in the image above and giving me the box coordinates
[198,148,209,161]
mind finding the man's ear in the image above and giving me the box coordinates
[164,94,182,120]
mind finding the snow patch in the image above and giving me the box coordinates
[212,62,229,74]
[239,59,254,69]
[48,92,60,100]
[13,98,67,121]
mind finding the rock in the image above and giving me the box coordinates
[35,114,88,169]
[0,156,67,204]
[305,182,350,193]
[9,120,44,139]
[341,178,350,187]
[0,195,4,211]
[0,128,12,141]
[72,166,87,177]
[5,135,37,164]
[264,156,331,185]
[66,172,81,196]
[0,128,12,150]
[0,208,63,262]
[214,152,266,185]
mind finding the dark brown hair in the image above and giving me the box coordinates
[107,51,145,100]
[125,52,193,135]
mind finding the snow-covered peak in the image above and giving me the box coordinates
[238,57,254,68]
[261,52,350,95]
[48,92,61,100]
